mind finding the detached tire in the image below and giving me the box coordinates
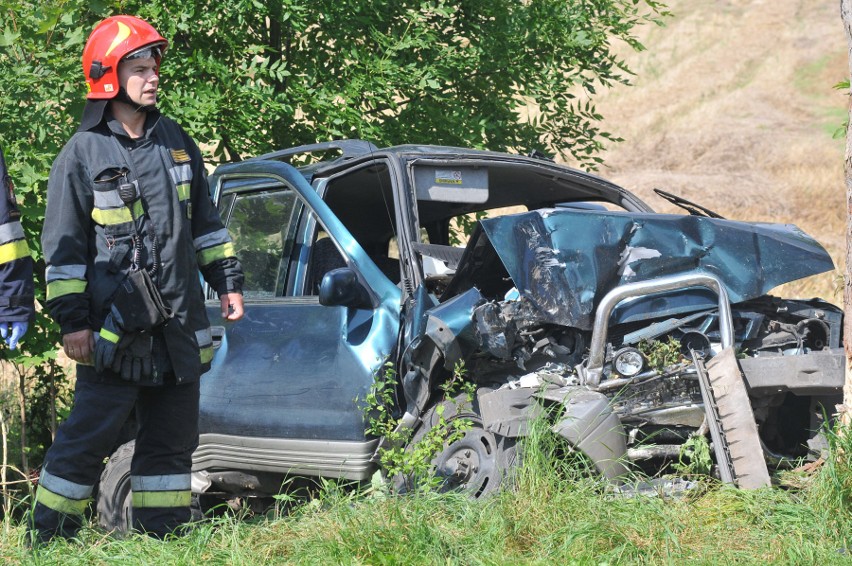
[404,389,518,498]
[97,440,134,535]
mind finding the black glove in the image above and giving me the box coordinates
[112,333,154,382]
[94,310,126,373]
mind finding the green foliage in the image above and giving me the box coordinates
[0,1,89,478]
[154,0,669,166]
[674,433,713,476]
[363,361,474,491]
[806,424,852,515]
[638,336,683,372]
[833,79,850,139]
[448,210,488,246]
[515,400,602,492]
[1,0,668,166]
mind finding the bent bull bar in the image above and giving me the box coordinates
[578,272,734,387]
[575,272,774,488]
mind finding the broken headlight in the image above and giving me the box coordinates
[613,347,645,378]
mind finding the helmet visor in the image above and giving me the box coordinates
[123,43,165,62]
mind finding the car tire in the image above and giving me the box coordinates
[97,440,134,535]
[401,388,518,498]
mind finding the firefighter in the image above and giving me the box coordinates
[0,144,35,349]
[33,15,244,542]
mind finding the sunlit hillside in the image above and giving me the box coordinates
[589,0,846,300]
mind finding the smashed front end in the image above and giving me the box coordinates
[403,208,842,487]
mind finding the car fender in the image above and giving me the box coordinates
[478,385,629,481]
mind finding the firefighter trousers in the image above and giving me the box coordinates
[30,377,199,541]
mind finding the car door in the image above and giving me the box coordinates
[194,161,401,481]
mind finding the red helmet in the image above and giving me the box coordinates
[82,15,168,100]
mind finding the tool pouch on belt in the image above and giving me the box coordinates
[111,269,173,333]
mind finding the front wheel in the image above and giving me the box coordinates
[97,440,134,534]
[402,389,518,498]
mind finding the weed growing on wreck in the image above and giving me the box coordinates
[362,361,474,491]
[674,434,713,476]
[638,336,684,372]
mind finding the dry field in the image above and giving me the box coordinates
[587,0,847,301]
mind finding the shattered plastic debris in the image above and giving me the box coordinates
[504,287,520,301]
[502,362,575,390]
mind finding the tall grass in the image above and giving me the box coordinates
[5,419,852,565]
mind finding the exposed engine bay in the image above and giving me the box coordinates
[469,294,841,468]
[404,207,843,486]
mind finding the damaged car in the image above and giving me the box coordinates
[96,141,845,529]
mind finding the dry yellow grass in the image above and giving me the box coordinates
[586,0,847,301]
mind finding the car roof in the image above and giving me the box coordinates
[253,139,628,187]
[220,139,654,214]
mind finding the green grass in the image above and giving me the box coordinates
[5,424,852,565]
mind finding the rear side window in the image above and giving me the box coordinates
[223,189,300,299]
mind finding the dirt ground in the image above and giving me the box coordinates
[583,0,847,301]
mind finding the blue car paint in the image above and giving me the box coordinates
[201,161,400,441]
[479,208,834,330]
[211,161,401,312]
[202,303,384,441]
[423,288,486,369]
[201,153,838,477]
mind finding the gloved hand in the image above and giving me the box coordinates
[112,333,153,382]
[94,310,125,373]
[0,321,28,350]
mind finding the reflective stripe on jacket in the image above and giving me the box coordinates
[42,109,243,382]
[0,144,35,323]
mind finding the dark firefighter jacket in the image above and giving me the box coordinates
[42,108,243,383]
[0,145,35,323]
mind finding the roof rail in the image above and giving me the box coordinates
[249,139,379,163]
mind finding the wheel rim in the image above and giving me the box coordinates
[433,426,500,498]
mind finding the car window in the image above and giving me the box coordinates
[447,205,528,247]
[303,229,347,296]
[224,189,300,299]
[305,162,401,291]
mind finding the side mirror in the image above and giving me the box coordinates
[319,268,373,309]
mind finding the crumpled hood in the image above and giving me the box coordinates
[478,208,834,330]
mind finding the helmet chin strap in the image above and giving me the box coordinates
[115,87,157,113]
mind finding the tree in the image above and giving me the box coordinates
[0,0,667,472]
[0,1,84,495]
[133,0,668,164]
[842,0,852,421]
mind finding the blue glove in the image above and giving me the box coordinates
[94,311,125,373]
[0,321,28,350]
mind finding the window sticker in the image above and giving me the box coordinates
[435,169,463,185]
